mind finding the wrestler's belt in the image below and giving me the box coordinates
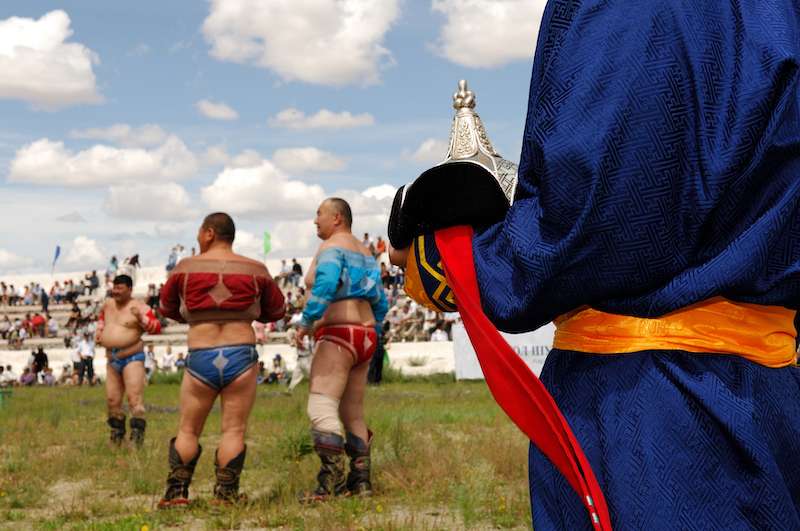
[389,81,612,530]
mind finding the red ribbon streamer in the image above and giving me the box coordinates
[435,226,612,531]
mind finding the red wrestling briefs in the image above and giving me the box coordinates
[314,325,377,365]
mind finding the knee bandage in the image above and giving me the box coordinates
[307,392,343,436]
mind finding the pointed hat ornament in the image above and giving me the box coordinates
[388,80,518,249]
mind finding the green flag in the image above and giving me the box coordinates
[263,231,271,255]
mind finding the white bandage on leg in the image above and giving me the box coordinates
[307,392,343,436]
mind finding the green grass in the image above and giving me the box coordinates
[0,379,530,530]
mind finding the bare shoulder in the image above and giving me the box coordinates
[322,233,366,254]
[232,254,270,274]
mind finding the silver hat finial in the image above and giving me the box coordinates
[439,80,515,203]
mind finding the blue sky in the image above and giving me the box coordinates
[0,0,545,273]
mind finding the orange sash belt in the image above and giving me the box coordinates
[554,298,798,368]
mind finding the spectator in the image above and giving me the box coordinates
[4,364,18,384]
[40,288,49,313]
[19,367,35,386]
[375,236,387,257]
[0,315,10,340]
[89,270,100,295]
[256,361,267,385]
[430,323,449,342]
[380,262,390,289]
[0,366,6,387]
[30,313,46,338]
[47,314,58,338]
[42,368,56,386]
[278,259,291,288]
[76,332,95,386]
[166,247,178,272]
[57,364,73,386]
[31,346,49,376]
[144,344,157,382]
[291,258,303,287]
[362,232,372,248]
[161,345,176,372]
[267,354,286,384]
[147,284,159,309]
[174,352,186,370]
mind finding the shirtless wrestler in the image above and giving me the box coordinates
[296,198,388,502]
[157,212,285,506]
[96,274,162,447]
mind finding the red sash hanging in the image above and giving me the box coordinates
[435,226,612,531]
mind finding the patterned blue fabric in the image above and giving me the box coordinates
[473,0,800,333]
[530,350,800,530]
[301,247,388,335]
[108,350,145,373]
[186,344,258,391]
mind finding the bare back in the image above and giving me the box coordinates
[183,250,260,349]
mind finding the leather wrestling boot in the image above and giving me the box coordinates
[129,417,146,448]
[345,430,373,496]
[298,430,348,503]
[158,438,202,509]
[212,446,247,504]
[107,414,126,446]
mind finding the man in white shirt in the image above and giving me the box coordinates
[3,364,18,385]
[76,333,95,386]
[144,344,157,382]
[161,345,176,372]
[430,324,449,342]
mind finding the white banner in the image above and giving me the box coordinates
[452,321,555,380]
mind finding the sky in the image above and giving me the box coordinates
[0,0,546,274]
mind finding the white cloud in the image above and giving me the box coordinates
[8,135,198,187]
[203,0,400,86]
[362,184,397,201]
[410,138,449,164]
[233,230,265,261]
[154,222,196,240]
[201,160,326,219]
[196,99,239,120]
[0,248,33,271]
[431,0,545,68]
[104,183,198,221]
[203,145,231,166]
[69,123,168,147]
[202,147,268,169]
[268,108,374,130]
[272,147,346,174]
[64,236,105,267]
[230,149,263,168]
[0,10,101,108]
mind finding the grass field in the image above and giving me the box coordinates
[0,373,531,530]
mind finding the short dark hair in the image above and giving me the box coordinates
[326,198,352,228]
[113,275,133,288]
[202,212,236,243]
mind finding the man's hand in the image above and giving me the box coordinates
[388,244,409,268]
[295,326,309,349]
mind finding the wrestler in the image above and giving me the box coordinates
[388,3,800,524]
[157,212,284,507]
[296,198,388,502]
[96,274,161,447]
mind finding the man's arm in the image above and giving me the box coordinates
[299,248,343,330]
[257,270,286,323]
[158,268,184,323]
[132,300,162,335]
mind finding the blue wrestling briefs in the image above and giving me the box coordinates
[109,349,146,373]
[186,344,258,391]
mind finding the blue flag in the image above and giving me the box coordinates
[52,245,61,272]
